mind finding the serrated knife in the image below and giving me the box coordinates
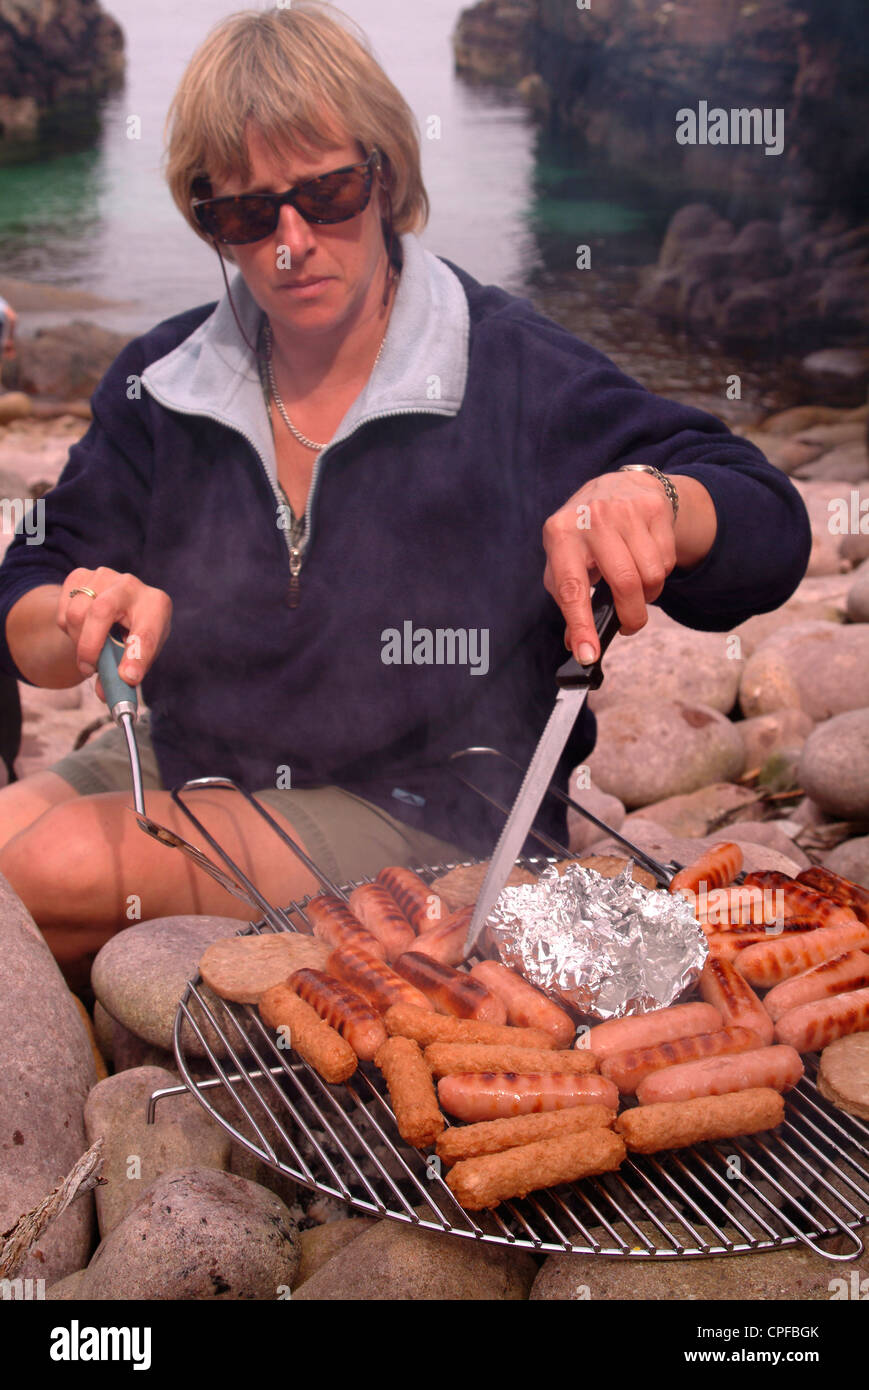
[464,579,622,955]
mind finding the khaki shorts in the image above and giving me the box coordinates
[48,712,469,888]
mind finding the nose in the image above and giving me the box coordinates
[274,203,318,267]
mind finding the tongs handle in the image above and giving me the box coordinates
[555,579,619,691]
[98,635,138,721]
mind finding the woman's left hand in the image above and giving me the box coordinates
[542,469,717,664]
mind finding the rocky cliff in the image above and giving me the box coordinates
[0,0,124,143]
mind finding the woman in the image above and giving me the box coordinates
[0,4,811,983]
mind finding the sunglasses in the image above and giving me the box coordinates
[191,149,382,245]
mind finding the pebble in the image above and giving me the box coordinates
[91,915,251,1057]
[737,709,815,766]
[0,391,32,424]
[583,822,804,879]
[586,700,745,809]
[738,620,869,720]
[566,777,626,853]
[794,440,869,483]
[76,1167,300,1300]
[724,820,811,869]
[0,872,96,1285]
[623,782,763,840]
[83,1066,232,1237]
[823,835,869,889]
[799,710,869,818]
[291,1216,537,1300]
[587,625,744,715]
[45,1270,88,1300]
[293,1218,376,1289]
[846,564,869,621]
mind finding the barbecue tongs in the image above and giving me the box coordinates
[97,636,257,907]
[464,580,622,955]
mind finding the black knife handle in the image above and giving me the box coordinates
[555,578,620,690]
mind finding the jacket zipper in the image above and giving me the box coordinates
[141,385,455,606]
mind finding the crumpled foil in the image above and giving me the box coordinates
[488,861,708,1022]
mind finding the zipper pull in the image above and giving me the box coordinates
[287,546,302,608]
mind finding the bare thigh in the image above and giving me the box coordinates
[0,769,81,848]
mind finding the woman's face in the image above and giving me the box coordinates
[210,125,390,343]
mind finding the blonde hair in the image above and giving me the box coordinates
[164,3,429,255]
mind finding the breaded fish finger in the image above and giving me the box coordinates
[615,1087,785,1154]
[375,1035,444,1148]
[435,1104,616,1166]
[384,1003,556,1050]
[258,983,357,1084]
[424,1042,598,1078]
[445,1127,626,1210]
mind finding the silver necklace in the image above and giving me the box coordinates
[264,313,391,454]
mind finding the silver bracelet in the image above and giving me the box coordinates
[618,463,679,521]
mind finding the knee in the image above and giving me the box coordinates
[0,804,102,910]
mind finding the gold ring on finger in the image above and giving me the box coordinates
[68,587,98,599]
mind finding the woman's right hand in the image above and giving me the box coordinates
[57,567,173,689]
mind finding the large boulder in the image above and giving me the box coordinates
[798,711,869,819]
[0,872,96,1283]
[587,625,743,715]
[12,322,132,400]
[738,621,869,719]
[737,709,815,767]
[586,700,745,809]
[623,782,764,840]
[823,835,869,889]
[75,1168,300,1300]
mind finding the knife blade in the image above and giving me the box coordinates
[463,579,622,955]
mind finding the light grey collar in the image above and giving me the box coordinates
[141,233,470,483]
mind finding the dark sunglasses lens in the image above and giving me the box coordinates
[197,197,278,244]
[294,167,372,223]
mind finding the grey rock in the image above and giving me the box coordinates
[823,835,869,890]
[799,711,869,819]
[801,347,869,394]
[739,431,823,475]
[725,820,811,870]
[110,1013,177,1073]
[738,709,815,766]
[793,421,867,448]
[566,776,626,853]
[794,440,869,483]
[84,1066,231,1237]
[584,821,804,880]
[587,625,744,716]
[294,1218,377,1289]
[91,915,248,1057]
[91,1000,114,1067]
[46,1271,88,1300]
[14,322,132,400]
[623,783,764,840]
[840,529,869,566]
[0,872,96,1284]
[77,1168,300,1300]
[586,700,745,809]
[739,621,869,719]
[659,205,734,270]
[292,1217,536,1300]
[793,478,866,578]
[719,285,781,342]
[761,404,860,436]
[846,565,869,621]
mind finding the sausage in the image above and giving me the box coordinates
[435,1104,617,1167]
[694,886,774,928]
[288,967,387,1062]
[669,842,744,899]
[325,946,433,1014]
[412,907,474,967]
[393,951,507,1023]
[347,883,415,962]
[424,1042,598,1078]
[445,1127,626,1211]
[734,919,869,988]
[468,959,576,1047]
[375,1035,444,1148]
[437,1071,619,1122]
[763,950,869,1022]
[583,1002,723,1061]
[773,986,869,1052]
[635,1045,804,1105]
[699,956,775,1045]
[257,983,357,1083]
[600,1026,763,1095]
[304,893,387,959]
[706,927,808,962]
[615,1088,785,1154]
[375,866,444,933]
[383,1003,556,1051]
[797,867,869,926]
[740,872,861,930]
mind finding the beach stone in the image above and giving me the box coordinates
[739,432,822,475]
[291,1217,536,1300]
[761,404,857,435]
[623,783,763,840]
[794,421,867,448]
[76,1167,300,1300]
[794,440,869,483]
[91,1000,114,1068]
[793,479,858,577]
[586,700,744,809]
[583,821,804,880]
[801,347,869,398]
[0,872,96,1284]
[846,565,869,621]
[737,709,815,766]
[725,821,811,869]
[14,322,132,400]
[0,391,32,424]
[587,625,743,715]
[530,1237,846,1300]
[739,621,869,719]
[46,1270,88,1300]
[567,776,626,853]
[840,529,869,566]
[108,1013,177,1074]
[293,1218,377,1289]
[83,1066,232,1237]
[91,915,250,1058]
[799,711,869,820]
[823,835,869,889]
